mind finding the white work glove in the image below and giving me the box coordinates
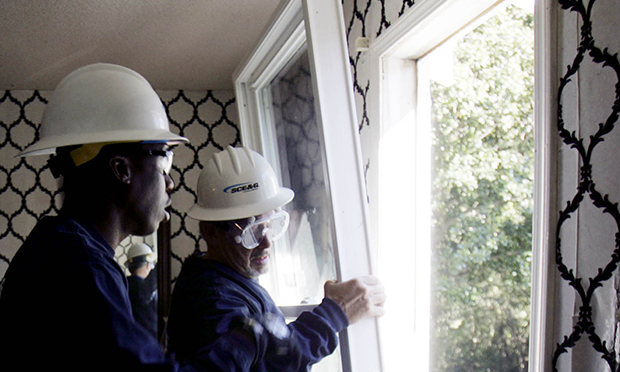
[324,275,386,325]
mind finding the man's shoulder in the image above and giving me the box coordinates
[1,216,123,304]
[177,256,229,285]
[176,256,259,296]
[29,215,90,240]
[19,215,112,264]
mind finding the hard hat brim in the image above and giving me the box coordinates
[17,130,189,157]
[187,187,294,221]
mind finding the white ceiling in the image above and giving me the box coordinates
[0,0,282,91]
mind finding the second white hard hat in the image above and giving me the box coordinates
[18,63,188,158]
[188,146,294,221]
[126,242,157,264]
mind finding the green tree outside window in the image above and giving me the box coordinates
[430,5,534,372]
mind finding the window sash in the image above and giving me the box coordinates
[234,0,381,371]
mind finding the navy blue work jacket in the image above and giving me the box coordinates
[0,215,187,371]
[167,255,349,372]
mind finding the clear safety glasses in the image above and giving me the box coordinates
[229,210,290,249]
[136,149,174,175]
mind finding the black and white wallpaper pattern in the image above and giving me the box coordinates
[158,90,240,281]
[0,90,59,276]
[552,0,620,370]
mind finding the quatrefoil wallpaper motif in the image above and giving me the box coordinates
[159,90,240,280]
[553,0,620,370]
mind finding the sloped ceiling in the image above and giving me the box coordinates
[0,0,282,90]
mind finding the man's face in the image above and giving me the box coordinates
[201,213,274,279]
[125,143,174,236]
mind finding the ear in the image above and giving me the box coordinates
[109,156,132,184]
[199,221,226,248]
[199,221,215,239]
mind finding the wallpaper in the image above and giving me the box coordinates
[0,90,57,278]
[553,0,620,370]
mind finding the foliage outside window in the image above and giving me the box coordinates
[430,6,534,372]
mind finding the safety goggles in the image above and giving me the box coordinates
[120,147,174,175]
[138,149,174,175]
[229,210,290,249]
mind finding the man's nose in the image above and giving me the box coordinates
[257,234,272,249]
[165,173,175,191]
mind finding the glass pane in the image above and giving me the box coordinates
[258,45,338,308]
[422,5,534,372]
[256,42,342,372]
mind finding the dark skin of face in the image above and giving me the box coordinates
[119,144,174,236]
[200,213,273,279]
[60,143,174,249]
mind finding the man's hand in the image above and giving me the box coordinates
[324,276,386,324]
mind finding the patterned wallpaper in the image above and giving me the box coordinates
[0,90,57,278]
[0,90,239,283]
[161,90,240,281]
[343,0,415,135]
[552,0,620,370]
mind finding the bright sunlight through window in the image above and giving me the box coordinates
[378,1,534,371]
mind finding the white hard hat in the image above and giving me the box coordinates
[188,146,294,221]
[18,63,188,158]
[126,242,157,265]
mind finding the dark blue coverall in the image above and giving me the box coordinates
[0,215,205,372]
[128,272,158,338]
[167,254,349,372]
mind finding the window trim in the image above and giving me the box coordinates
[366,0,550,370]
[529,0,557,370]
[233,0,381,371]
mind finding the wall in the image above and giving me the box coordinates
[158,90,240,281]
[552,0,620,370]
[0,89,239,283]
[0,90,56,278]
[341,0,620,370]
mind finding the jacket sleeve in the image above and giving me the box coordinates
[176,295,348,372]
[236,298,348,371]
[170,283,261,372]
[283,298,349,367]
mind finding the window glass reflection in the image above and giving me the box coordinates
[259,46,338,308]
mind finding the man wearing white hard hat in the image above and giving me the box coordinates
[126,242,159,339]
[167,146,386,371]
[0,64,208,371]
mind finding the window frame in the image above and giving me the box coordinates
[529,0,558,371]
[233,0,381,371]
[364,0,554,370]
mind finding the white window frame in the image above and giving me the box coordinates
[529,0,557,371]
[233,0,381,371]
[364,0,556,371]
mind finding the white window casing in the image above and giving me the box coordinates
[234,0,381,371]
